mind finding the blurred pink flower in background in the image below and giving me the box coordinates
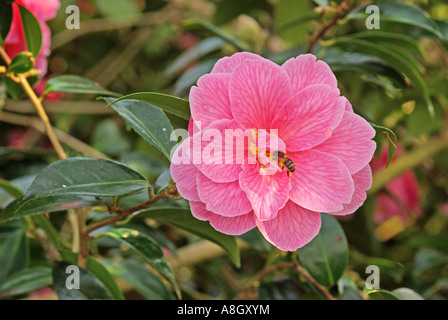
[171,52,376,251]
[372,146,422,225]
[4,0,60,77]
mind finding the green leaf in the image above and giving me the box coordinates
[365,289,400,300]
[322,48,407,94]
[0,158,149,224]
[0,179,25,199]
[135,207,241,267]
[182,18,250,52]
[104,98,176,161]
[8,51,35,74]
[339,31,426,60]
[173,59,216,97]
[331,38,434,116]
[298,213,348,287]
[369,122,397,167]
[26,157,149,199]
[347,2,443,39]
[0,2,13,44]
[52,261,114,300]
[44,75,121,97]
[107,92,191,120]
[413,248,448,279]
[0,267,52,298]
[97,227,180,298]
[104,258,174,300]
[0,224,29,283]
[91,119,131,156]
[18,5,42,58]
[391,288,424,300]
[32,214,69,251]
[275,0,313,45]
[154,170,171,195]
[59,250,124,300]
[165,37,224,78]
[1,195,103,224]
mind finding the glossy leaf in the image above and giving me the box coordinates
[173,59,216,97]
[60,250,124,300]
[154,170,171,194]
[331,38,434,116]
[0,225,29,283]
[0,158,149,224]
[44,75,121,97]
[164,37,224,77]
[0,195,103,224]
[52,261,114,300]
[135,207,241,267]
[18,5,42,57]
[25,157,149,199]
[104,259,174,300]
[366,289,400,300]
[413,248,448,279]
[298,213,348,287]
[182,18,250,52]
[369,122,397,167]
[392,288,424,300]
[97,227,180,298]
[348,2,443,39]
[0,267,52,298]
[0,179,25,199]
[107,92,191,120]
[105,98,176,161]
[8,52,34,74]
[0,2,13,43]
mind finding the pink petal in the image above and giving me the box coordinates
[190,201,256,235]
[239,163,291,221]
[170,138,201,202]
[196,172,252,216]
[229,58,292,129]
[189,73,233,128]
[192,119,246,183]
[256,201,321,251]
[282,54,337,96]
[330,165,372,216]
[314,111,376,174]
[271,84,345,152]
[211,51,263,74]
[289,149,354,212]
[344,97,354,112]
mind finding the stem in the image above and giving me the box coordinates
[0,46,67,159]
[77,209,89,269]
[82,187,178,240]
[306,0,352,53]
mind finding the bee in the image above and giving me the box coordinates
[272,151,295,177]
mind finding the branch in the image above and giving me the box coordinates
[0,47,67,159]
[306,0,352,53]
[83,186,179,237]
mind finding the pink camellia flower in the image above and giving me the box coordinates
[170,52,376,251]
[4,0,60,77]
[372,146,421,225]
